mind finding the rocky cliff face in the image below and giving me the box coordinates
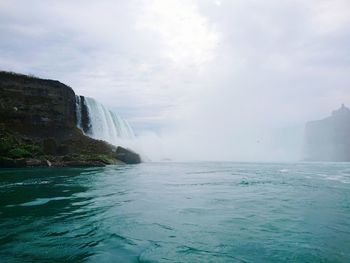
[304,104,350,161]
[0,72,76,138]
[0,71,140,167]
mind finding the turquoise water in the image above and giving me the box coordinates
[1,162,350,262]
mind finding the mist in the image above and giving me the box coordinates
[1,0,350,162]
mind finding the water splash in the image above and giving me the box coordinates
[76,96,135,146]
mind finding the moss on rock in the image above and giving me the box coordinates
[8,148,31,158]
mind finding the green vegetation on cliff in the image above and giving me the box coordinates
[0,127,126,167]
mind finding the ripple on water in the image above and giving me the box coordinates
[1,163,350,262]
[6,196,69,207]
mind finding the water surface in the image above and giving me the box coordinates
[1,162,350,262]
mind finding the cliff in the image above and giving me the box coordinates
[0,72,77,136]
[304,104,350,161]
[0,71,141,167]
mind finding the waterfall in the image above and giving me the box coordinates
[75,96,135,146]
[75,95,82,129]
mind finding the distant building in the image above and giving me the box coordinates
[304,104,350,161]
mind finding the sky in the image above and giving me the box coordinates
[1,0,350,161]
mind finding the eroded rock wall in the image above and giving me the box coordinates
[0,72,76,137]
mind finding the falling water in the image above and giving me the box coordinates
[75,96,135,146]
[75,95,82,129]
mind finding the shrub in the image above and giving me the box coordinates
[8,148,31,158]
[23,144,44,156]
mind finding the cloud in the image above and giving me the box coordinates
[139,0,220,68]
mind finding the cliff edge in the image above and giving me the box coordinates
[0,71,141,167]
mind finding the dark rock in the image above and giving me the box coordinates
[49,154,124,167]
[62,160,105,167]
[0,71,76,137]
[42,138,57,155]
[26,158,44,167]
[114,146,141,164]
[0,157,26,168]
[56,144,71,155]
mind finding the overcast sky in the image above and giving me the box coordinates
[1,0,350,161]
